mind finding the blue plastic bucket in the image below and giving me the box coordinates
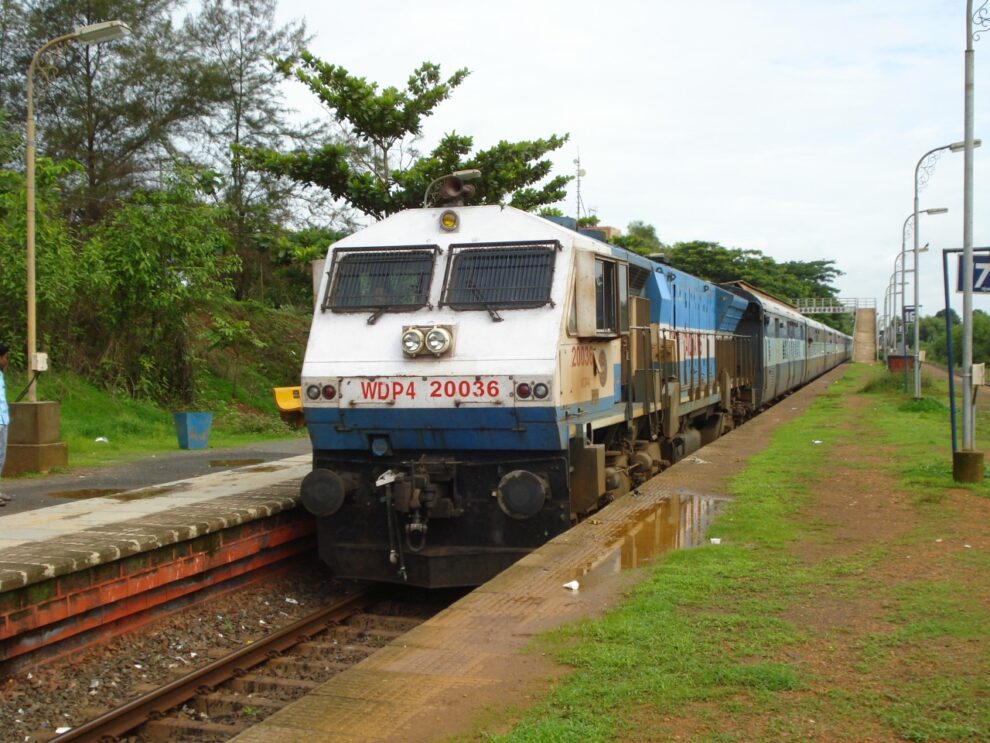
[173,412,213,450]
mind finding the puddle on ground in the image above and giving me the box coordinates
[209,458,264,468]
[241,465,282,473]
[48,488,124,500]
[111,483,188,502]
[620,490,732,570]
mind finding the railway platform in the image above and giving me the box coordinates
[0,452,313,667]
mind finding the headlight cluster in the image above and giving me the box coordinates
[401,325,453,356]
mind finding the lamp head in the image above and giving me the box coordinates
[74,20,131,45]
[948,138,982,152]
[924,207,949,215]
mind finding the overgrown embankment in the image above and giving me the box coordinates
[5,301,310,468]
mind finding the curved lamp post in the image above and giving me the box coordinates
[25,20,130,402]
[958,0,988,479]
[911,140,979,399]
[891,256,906,358]
[900,206,948,393]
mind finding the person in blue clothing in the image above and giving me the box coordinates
[0,342,9,505]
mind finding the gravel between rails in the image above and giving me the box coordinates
[0,560,356,743]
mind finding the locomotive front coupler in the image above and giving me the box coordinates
[375,460,461,562]
[375,469,409,580]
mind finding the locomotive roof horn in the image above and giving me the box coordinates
[422,168,481,208]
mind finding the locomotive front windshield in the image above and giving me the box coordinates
[442,242,558,310]
[326,247,437,312]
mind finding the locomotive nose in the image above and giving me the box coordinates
[300,469,348,517]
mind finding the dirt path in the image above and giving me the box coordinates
[622,366,989,741]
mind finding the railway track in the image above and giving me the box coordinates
[53,586,455,742]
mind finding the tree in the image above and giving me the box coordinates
[0,0,29,159]
[0,155,79,364]
[612,220,663,254]
[183,0,311,300]
[10,0,228,222]
[662,240,842,302]
[77,170,238,400]
[240,54,570,219]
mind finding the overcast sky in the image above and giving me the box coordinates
[274,0,990,319]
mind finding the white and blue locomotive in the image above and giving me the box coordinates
[298,202,851,587]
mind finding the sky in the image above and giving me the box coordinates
[273,0,990,321]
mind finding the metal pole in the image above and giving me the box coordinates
[912,172,922,398]
[943,249,958,453]
[900,235,907,367]
[24,26,131,404]
[24,32,75,403]
[25,45,37,403]
[962,1,976,450]
[902,215,915,392]
[877,287,890,364]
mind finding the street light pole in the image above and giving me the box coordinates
[891,258,905,360]
[962,1,987,455]
[904,201,950,397]
[24,20,130,403]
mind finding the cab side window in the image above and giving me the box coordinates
[595,259,617,333]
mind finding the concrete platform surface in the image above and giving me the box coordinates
[0,437,311,515]
[0,455,310,591]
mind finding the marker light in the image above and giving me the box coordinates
[425,326,452,354]
[401,328,425,355]
[321,384,336,400]
[515,382,532,399]
[533,382,550,399]
[306,384,321,400]
[439,210,459,231]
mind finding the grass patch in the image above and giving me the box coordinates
[854,367,990,500]
[6,369,301,469]
[470,364,990,743]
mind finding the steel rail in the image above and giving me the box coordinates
[53,588,377,742]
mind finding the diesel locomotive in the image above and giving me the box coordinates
[296,201,851,588]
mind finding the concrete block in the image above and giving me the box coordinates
[8,402,62,445]
[3,442,68,476]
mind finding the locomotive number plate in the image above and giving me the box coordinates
[340,376,512,407]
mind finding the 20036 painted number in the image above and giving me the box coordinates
[430,379,500,398]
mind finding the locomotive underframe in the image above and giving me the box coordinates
[311,449,571,587]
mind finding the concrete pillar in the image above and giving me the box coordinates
[952,450,985,484]
[3,401,68,476]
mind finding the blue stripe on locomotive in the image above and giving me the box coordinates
[307,404,577,452]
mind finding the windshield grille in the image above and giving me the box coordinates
[441,241,559,310]
[324,246,438,312]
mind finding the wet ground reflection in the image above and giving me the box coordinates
[620,490,732,570]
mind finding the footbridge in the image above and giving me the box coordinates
[793,298,877,363]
